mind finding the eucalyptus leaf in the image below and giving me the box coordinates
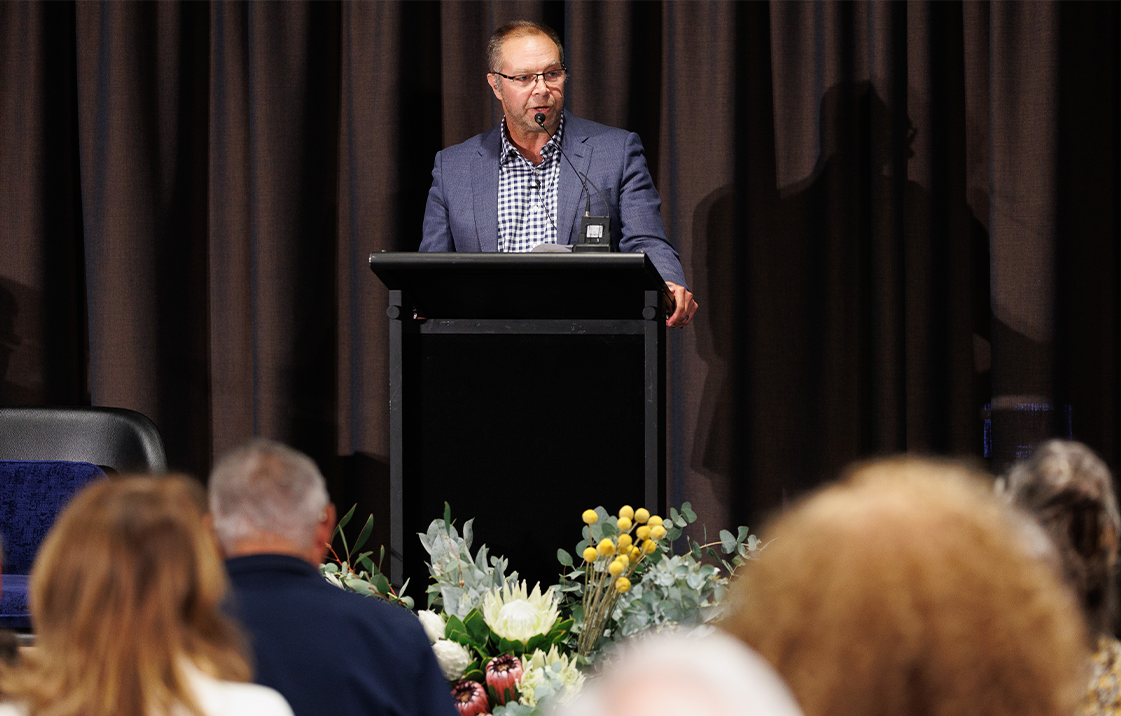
[720,529,737,554]
[354,514,374,553]
[358,554,375,574]
[338,504,357,531]
[557,548,573,567]
[372,573,390,596]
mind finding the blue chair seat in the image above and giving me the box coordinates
[0,575,29,629]
[0,460,106,629]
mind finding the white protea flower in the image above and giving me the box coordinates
[431,639,471,682]
[481,581,560,644]
[517,645,585,707]
[417,609,447,644]
[324,572,344,589]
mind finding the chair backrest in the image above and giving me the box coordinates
[0,407,167,473]
[0,460,107,574]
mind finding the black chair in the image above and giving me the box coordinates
[0,406,167,473]
[0,407,167,629]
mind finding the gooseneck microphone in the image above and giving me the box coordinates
[535,112,612,252]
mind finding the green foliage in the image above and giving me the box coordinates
[418,504,516,619]
[555,502,762,660]
[319,505,413,609]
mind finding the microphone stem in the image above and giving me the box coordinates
[536,115,610,219]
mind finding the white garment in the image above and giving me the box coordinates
[0,662,294,716]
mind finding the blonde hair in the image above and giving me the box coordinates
[722,457,1089,716]
[0,475,251,716]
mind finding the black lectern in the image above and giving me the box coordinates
[369,252,669,589]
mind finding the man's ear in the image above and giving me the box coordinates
[311,503,337,564]
[488,74,502,100]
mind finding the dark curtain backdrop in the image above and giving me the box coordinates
[1,1,1117,540]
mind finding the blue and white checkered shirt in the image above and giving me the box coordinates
[497,115,565,252]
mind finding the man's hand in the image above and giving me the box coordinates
[665,282,699,328]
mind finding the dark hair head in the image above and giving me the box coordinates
[486,21,564,74]
[1004,439,1120,636]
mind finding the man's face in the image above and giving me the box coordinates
[488,32,565,138]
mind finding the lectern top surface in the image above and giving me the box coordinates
[369,252,671,320]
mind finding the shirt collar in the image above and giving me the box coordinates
[500,113,565,165]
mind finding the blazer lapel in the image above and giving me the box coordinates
[558,114,592,246]
[472,126,502,252]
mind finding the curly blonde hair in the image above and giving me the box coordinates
[722,457,1089,716]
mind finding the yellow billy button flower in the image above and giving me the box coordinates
[617,517,632,531]
[619,505,635,521]
[608,559,625,576]
[642,540,657,554]
[597,538,616,557]
[582,510,599,525]
[634,508,650,524]
[650,525,667,541]
[630,545,642,561]
[636,525,651,541]
[582,546,599,563]
[615,577,632,593]
[648,515,663,528]
[616,554,630,568]
[616,534,633,551]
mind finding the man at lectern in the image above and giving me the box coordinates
[420,21,699,328]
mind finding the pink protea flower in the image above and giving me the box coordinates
[485,654,524,706]
[451,680,490,716]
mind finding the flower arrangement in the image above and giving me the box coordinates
[322,501,760,716]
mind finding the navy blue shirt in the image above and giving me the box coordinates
[225,554,458,716]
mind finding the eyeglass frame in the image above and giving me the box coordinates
[490,65,568,88]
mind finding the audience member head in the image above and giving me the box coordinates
[0,475,250,716]
[558,630,803,716]
[208,439,334,564]
[722,457,1088,716]
[1002,439,1120,637]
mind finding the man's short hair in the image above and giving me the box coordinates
[209,439,330,552]
[487,21,564,73]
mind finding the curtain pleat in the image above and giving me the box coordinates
[0,0,1117,535]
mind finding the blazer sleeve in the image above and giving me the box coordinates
[616,131,688,287]
[420,150,454,252]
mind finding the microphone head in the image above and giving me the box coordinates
[534,113,546,127]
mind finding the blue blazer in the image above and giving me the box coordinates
[225,554,458,716]
[420,111,687,287]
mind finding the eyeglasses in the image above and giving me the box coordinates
[491,66,567,88]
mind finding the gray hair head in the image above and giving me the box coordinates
[1005,439,1120,635]
[208,439,329,552]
